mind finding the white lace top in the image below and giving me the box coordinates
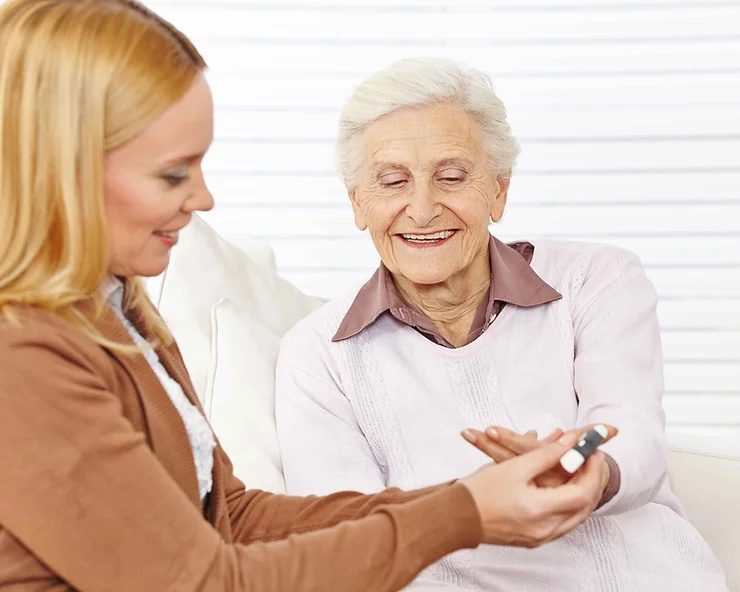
[103,278,215,501]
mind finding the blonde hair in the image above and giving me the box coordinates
[0,0,206,345]
[336,57,520,190]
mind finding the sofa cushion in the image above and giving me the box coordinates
[147,214,324,490]
[209,298,286,493]
[668,434,740,591]
[153,214,324,403]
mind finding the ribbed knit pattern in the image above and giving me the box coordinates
[277,240,728,591]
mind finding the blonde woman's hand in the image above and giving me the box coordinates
[460,435,607,548]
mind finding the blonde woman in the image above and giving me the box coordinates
[0,1,614,591]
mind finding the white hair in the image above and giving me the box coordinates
[335,57,521,190]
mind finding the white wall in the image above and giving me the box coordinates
[147,0,740,440]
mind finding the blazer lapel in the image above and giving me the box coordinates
[93,304,202,510]
[206,448,232,540]
[151,337,229,532]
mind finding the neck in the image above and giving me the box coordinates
[393,250,491,348]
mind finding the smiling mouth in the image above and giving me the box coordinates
[399,230,457,244]
[153,230,179,239]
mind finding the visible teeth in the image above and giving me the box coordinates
[401,230,455,242]
[155,230,178,239]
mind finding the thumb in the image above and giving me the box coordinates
[512,437,577,480]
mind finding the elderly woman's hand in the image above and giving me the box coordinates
[462,425,618,489]
[460,434,607,548]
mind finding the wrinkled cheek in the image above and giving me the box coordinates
[369,229,392,254]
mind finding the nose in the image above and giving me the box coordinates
[404,185,442,227]
[183,174,214,213]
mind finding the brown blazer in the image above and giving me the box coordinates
[0,301,481,591]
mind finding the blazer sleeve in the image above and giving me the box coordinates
[0,324,481,592]
[218,445,463,545]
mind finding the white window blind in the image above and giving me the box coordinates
[150,1,739,439]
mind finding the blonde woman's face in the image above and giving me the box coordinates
[104,74,214,278]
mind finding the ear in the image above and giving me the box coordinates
[348,188,368,231]
[490,177,510,223]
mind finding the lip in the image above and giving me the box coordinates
[153,219,190,246]
[153,226,185,247]
[395,230,458,249]
[155,224,187,234]
[154,232,178,247]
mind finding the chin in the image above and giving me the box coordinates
[133,255,171,278]
[399,268,453,286]
[409,276,449,286]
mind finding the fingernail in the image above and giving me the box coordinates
[559,433,574,446]
[461,429,478,444]
[485,427,499,440]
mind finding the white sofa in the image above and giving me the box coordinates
[147,215,740,591]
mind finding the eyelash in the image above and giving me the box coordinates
[162,173,189,187]
[379,171,465,188]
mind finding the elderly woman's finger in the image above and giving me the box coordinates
[507,435,581,482]
[489,426,548,455]
[564,424,620,446]
[542,428,564,444]
[596,424,619,443]
[461,429,517,463]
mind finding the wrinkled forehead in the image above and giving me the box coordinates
[359,103,487,171]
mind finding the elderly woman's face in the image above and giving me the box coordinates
[103,74,214,278]
[350,102,508,285]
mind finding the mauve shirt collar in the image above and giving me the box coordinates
[332,235,562,347]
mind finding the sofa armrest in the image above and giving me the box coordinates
[668,433,740,591]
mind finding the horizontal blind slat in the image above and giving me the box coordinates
[141,0,739,433]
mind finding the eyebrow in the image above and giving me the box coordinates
[371,161,408,174]
[371,156,473,174]
[157,151,205,169]
[434,157,474,169]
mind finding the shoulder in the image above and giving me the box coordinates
[531,239,648,290]
[530,240,655,315]
[277,290,362,368]
[0,306,112,383]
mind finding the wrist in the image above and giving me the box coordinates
[597,453,622,509]
[602,457,611,492]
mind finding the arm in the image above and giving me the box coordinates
[570,247,669,516]
[0,325,481,592]
[274,329,387,495]
[219,446,460,546]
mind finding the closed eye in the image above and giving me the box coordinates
[162,174,188,186]
[438,168,466,183]
[161,164,190,187]
[378,171,408,188]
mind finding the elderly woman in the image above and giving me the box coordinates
[0,3,615,591]
[275,58,728,591]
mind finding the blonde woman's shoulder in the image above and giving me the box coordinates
[0,306,110,376]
